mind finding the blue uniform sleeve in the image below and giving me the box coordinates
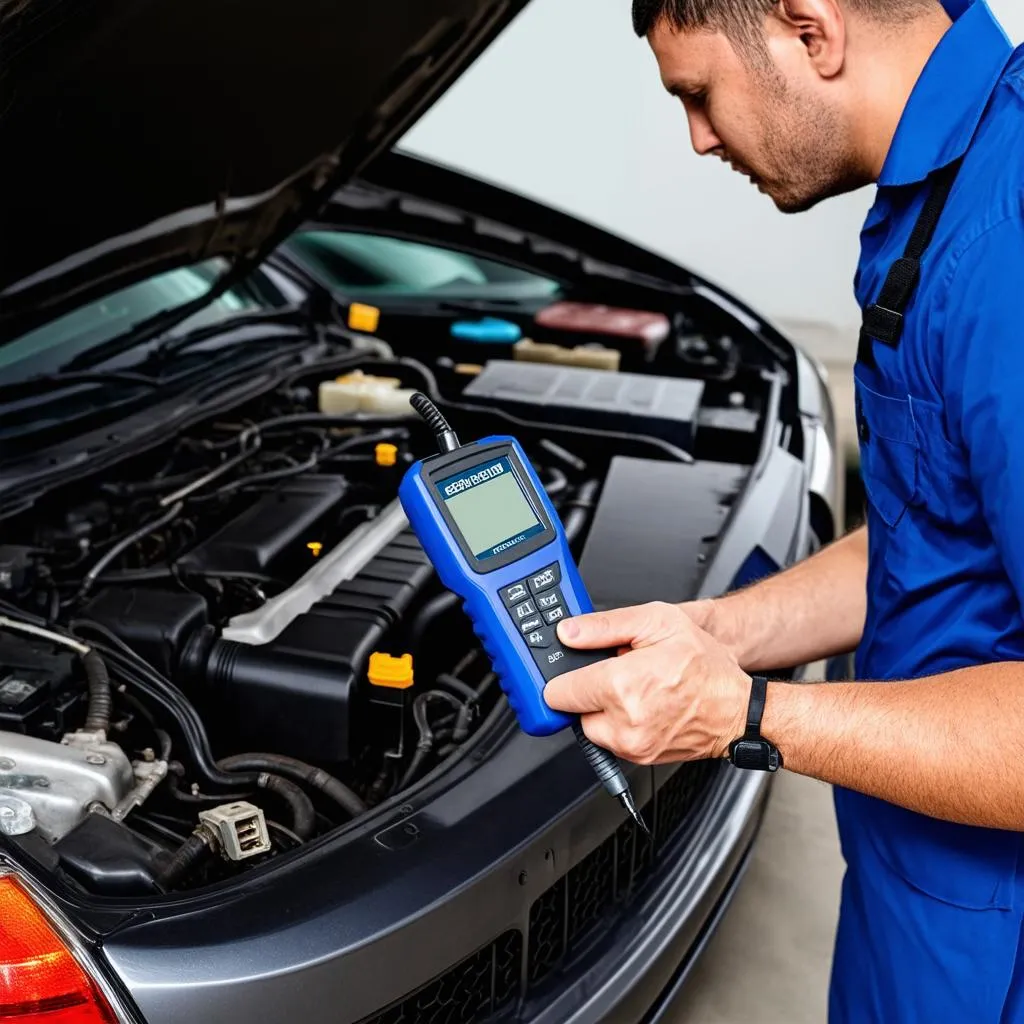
[943,213,1024,609]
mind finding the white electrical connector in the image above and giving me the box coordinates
[198,802,271,861]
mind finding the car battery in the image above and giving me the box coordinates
[461,360,705,453]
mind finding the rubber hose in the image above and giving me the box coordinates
[398,750,429,791]
[158,831,213,890]
[77,501,184,601]
[563,479,601,544]
[400,691,464,790]
[436,676,479,743]
[541,466,569,498]
[435,674,478,704]
[218,754,366,818]
[70,621,257,793]
[81,650,112,734]
[258,773,316,840]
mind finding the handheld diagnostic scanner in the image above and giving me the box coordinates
[399,393,647,832]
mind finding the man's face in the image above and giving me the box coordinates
[649,16,860,213]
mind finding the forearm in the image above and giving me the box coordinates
[696,526,868,671]
[763,663,1024,830]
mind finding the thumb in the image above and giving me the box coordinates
[557,604,669,650]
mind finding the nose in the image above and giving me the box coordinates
[687,110,722,157]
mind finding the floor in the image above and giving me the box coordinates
[672,330,858,1024]
[671,773,846,1024]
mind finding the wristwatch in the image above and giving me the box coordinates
[728,675,783,772]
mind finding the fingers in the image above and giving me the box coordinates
[577,712,617,755]
[556,602,683,650]
[543,658,617,715]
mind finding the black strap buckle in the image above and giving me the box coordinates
[728,676,782,772]
[862,304,905,347]
[857,157,964,368]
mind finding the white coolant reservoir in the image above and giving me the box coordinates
[318,371,418,417]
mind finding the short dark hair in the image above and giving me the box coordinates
[632,0,935,43]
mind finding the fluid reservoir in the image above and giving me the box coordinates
[318,371,418,417]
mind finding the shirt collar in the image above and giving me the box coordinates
[879,0,1013,188]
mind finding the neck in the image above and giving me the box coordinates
[852,10,953,181]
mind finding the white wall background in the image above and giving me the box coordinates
[401,0,1024,344]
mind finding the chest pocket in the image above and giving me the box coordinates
[855,369,920,528]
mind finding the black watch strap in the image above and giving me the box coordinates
[729,676,783,772]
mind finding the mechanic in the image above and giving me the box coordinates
[542,0,1024,1019]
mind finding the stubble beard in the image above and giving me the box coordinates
[757,77,864,214]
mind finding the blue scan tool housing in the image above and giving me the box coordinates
[399,435,601,737]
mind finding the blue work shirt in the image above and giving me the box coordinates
[832,2,1024,1020]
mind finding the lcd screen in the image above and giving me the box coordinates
[439,457,545,560]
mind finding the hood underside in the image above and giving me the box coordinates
[0,0,526,341]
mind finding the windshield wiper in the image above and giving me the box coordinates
[0,369,160,405]
[63,304,310,374]
[151,306,310,361]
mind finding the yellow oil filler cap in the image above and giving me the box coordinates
[375,443,399,468]
[368,653,414,690]
[348,303,381,333]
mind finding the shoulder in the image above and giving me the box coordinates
[938,65,1024,285]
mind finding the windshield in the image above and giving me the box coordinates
[284,231,562,302]
[0,259,269,382]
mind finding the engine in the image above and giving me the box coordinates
[0,359,618,896]
[0,342,759,897]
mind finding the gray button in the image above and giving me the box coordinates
[514,599,537,620]
[525,627,554,649]
[528,564,561,595]
[543,606,566,625]
[501,582,530,607]
[536,590,561,611]
[519,615,543,633]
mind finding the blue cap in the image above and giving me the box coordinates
[449,317,523,344]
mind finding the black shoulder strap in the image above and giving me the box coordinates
[858,156,964,368]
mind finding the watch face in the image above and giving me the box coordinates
[730,739,780,772]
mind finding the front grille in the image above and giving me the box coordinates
[527,760,715,988]
[361,930,522,1024]
[356,760,718,1024]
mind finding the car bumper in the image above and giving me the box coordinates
[523,765,771,1024]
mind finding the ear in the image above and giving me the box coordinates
[775,0,846,79]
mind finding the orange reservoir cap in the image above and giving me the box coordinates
[368,653,414,690]
[375,443,398,468]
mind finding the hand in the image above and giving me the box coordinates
[543,602,751,765]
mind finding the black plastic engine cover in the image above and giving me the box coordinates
[54,813,167,896]
[197,532,433,765]
[80,588,209,680]
[176,476,348,578]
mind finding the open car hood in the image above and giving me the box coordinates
[0,0,528,342]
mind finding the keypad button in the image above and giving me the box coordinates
[534,645,569,675]
[519,615,543,634]
[528,564,561,595]
[513,599,537,621]
[536,590,561,611]
[524,627,554,649]
[543,605,566,625]
[501,581,530,608]
[532,644,615,682]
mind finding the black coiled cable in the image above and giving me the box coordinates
[410,392,459,453]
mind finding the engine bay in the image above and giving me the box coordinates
[0,308,774,898]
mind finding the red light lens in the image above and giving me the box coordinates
[0,875,117,1022]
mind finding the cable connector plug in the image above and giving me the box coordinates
[410,392,460,454]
